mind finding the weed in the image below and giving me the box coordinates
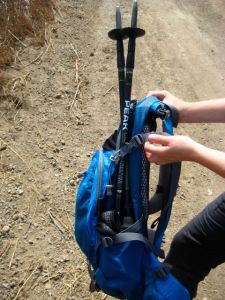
[0,0,56,87]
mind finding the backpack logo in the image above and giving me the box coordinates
[122,100,130,131]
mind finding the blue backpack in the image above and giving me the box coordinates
[75,96,190,300]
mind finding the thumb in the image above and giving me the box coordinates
[148,134,170,146]
[147,90,167,100]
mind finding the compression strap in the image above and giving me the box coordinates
[110,132,149,162]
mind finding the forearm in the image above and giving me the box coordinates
[180,98,225,123]
[192,143,225,178]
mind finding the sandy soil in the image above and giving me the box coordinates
[0,0,225,299]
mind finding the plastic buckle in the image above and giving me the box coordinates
[106,185,113,196]
[102,236,114,247]
[157,104,171,120]
[110,150,121,162]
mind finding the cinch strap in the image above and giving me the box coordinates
[101,217,164,258]
[110,132,149,162]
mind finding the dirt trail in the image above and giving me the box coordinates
[1,0,225,299]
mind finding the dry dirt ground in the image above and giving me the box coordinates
[1,0,225,299]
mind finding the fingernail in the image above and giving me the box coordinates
[148,134,156,140]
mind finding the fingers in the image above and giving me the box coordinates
[144,142,165,164]
[145,152,159,164]
[144,134,172,164]
[144,141,166,155]
[147,90,168,100]
[148,133,171,146]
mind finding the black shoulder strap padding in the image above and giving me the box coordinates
[148,162,181,214]
[162,162,181,213]
[148,164,171,214]
[151,162,181,246]
[168,104,179,128]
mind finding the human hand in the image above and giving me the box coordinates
[144,134,199,165]
[147,90,189,122]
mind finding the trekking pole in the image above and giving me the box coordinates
[116,7,126,121]
[121,0,139,229]
[122,1,145,100]
[115,1,137,230]
[123,0,137,108]
[121,0,145,228]
[108,6,126,121]
[108,5,127,230]
[108,1,145,230]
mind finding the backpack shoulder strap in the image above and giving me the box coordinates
[128,96,181,251]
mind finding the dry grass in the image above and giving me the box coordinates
[0,71,11,89]
[0,0,56,89]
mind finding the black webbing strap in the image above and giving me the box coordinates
[111,132,149,162]
[101,232,164,258]
[101,216,164,258]
[169,104,179,128]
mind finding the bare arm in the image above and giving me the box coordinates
[144,134,225,178]
[179,98,225,123]
[148,90,225,123]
